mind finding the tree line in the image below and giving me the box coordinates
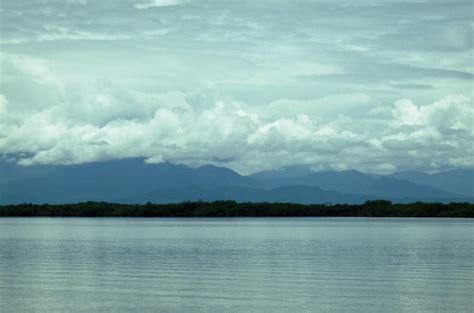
[0,200,472,217]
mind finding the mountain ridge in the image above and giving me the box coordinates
[1,158,472,204]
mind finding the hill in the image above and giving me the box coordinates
[0,158,472,204]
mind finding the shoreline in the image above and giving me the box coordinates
[1,200,473,218]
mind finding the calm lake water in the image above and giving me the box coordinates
[0,218,472,313]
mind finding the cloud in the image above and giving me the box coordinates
[264,94,371,121]
[393,99,423,126]
[1,1,473,174]
[391,84,434,90]
[134,0,182,9]
[393,95,473,130]
[0,54,64,114]
[1,54,472,174]
[0,95,7,117]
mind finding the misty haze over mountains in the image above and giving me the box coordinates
[1,158,472,205]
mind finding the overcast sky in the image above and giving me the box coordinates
[0,0,473,174]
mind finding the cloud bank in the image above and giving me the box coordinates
[0,0,472,174]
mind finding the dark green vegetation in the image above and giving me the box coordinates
[1,201,472,217]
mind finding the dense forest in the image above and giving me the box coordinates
[0,201,472,217]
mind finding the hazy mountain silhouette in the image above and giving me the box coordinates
[250,169,374,194]
[390,169,474,197]
[0,159,257,204]
[0,158,472,204]
[0,159,57,184]
[124,185,363,205]
[249,167,472,202]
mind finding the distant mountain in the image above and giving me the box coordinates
[0,159,258,204]
[250,169,376,194]
[390,169,474,197]
[367,177,461,202]
[250,166,316,183]
[0,159,57,184]
[193,164,259,189]
[0,158,472,204]
[250,167,472,202]
[126,185,363,205]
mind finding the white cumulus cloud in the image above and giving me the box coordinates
[134,0,182,9]
[0,53,473,174]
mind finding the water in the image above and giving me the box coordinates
[0,218,472,313]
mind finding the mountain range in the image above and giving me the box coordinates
[0,158,472,204]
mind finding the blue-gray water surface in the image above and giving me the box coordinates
[0,218,473,313]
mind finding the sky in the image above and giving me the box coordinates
[0,0,473,174]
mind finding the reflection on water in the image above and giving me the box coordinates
[0,217,473,313]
